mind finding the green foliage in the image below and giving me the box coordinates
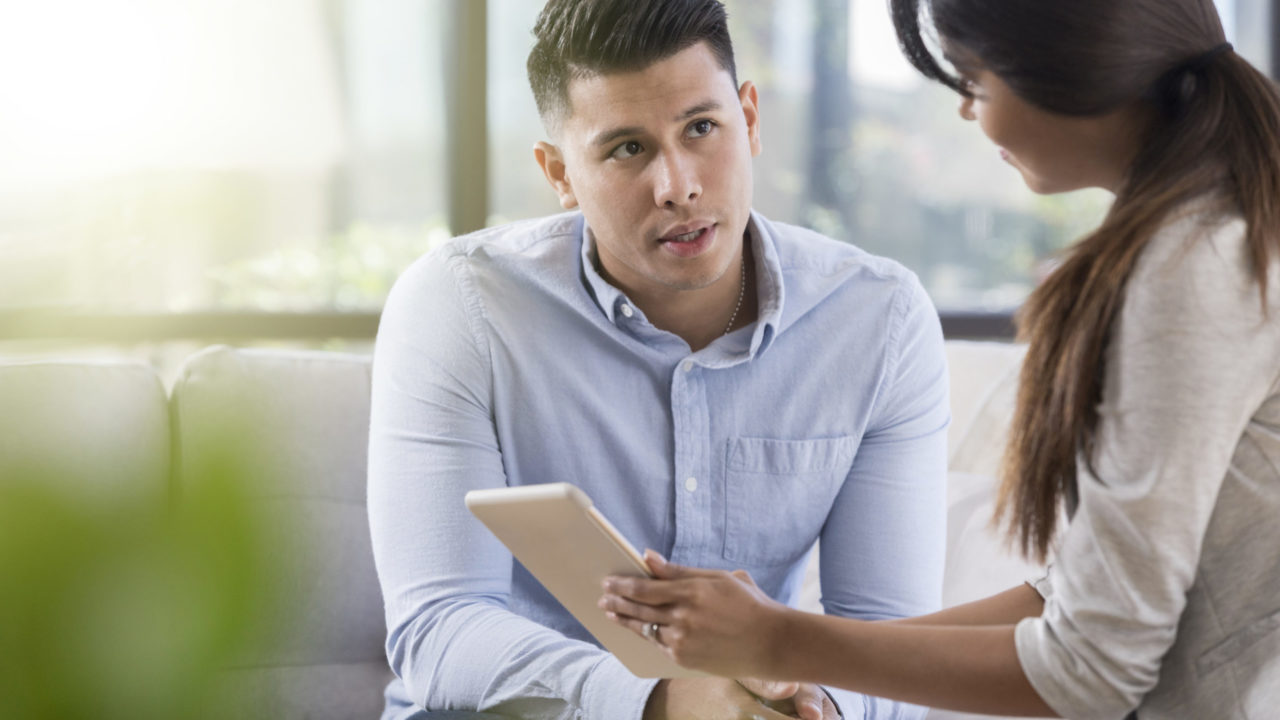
[206,220,451,311]
[0,448,280,720]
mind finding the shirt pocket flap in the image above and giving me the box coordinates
[727,436,857,475]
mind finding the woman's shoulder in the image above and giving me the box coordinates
[1128,197,1273,321]
[1141,196,1246,271]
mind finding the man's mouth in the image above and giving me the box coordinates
[667,228,707,243]
[659,222,715,244]
[656,223,717,258]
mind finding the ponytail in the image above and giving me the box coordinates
[999,47,1280,561]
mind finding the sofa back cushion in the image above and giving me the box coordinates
[0,360,169,506]
[170,346,390,720]
[944,340,1027,478]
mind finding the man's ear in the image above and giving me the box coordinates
[534,141,579,209]
[739,80,762,158]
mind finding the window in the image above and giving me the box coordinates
[3,0,1276,356]
[0,0,449,315]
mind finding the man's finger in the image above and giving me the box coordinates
[791,684,829,720]
[737,677,800,701]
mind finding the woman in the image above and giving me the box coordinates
[599,1,1280,717]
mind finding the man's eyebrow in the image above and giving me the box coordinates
[676,100,723,121]
[591,125,644,149]
[589,100,727,149]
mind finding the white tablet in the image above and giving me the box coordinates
[465,482,704,679]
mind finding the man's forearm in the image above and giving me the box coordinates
[388,598,658,719]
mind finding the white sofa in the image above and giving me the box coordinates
[0,340,1041,720]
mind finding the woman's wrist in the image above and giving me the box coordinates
[763,605,810,679]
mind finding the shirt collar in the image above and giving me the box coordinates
[577,211,786,360]
[578,215,628,325]
[744,210,784,357]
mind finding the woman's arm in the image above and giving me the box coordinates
[785,607,1054,716]
[601,554,1058,718]
[888,583,1044,627]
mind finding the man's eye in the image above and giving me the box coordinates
[612,141,643,160]
[688,119,715,137]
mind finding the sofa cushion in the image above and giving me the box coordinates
[0,360,168,506]
[932,343,1049,720]
[170,346,390,720]
[944,341,1026,477]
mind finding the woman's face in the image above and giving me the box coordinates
[949,55,1146,195]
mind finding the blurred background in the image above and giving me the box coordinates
[0,0,1274,376]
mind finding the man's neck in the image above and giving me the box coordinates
[608,237,758,354]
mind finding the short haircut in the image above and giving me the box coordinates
[527,0,738,134]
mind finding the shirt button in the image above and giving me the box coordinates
[620,303,634,318]
[684,476,698,492]
[682,360,694,373]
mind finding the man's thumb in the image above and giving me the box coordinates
[737,678,800,700]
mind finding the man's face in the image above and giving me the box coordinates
[537,42,762,297]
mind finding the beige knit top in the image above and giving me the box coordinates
[1015,203,1280,719]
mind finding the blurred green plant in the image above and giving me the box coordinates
[206,220,451,311]
[0,442,282,720]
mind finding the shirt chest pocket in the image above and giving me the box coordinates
[722,436,857,567]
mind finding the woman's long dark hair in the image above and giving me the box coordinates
[892,0,1280,562]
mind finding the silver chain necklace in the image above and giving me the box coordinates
[722,257,747,335]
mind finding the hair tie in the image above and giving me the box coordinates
[1152,42,1234,117]
[1180,42,1234,75]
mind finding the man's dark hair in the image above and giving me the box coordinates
[527,0,738,133]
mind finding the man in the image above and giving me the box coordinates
[367,1,949,718]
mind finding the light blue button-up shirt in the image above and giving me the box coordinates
[368,211,949,720]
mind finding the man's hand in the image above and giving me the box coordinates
[739,678,839,720]
[643,677,840,720]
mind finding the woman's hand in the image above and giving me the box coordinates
[599,550,797,680]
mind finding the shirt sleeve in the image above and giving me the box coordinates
[1014,219,1279,718]
[367,250,657,720]
[819,274,950,720]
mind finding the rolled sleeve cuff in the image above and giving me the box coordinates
[824,687,864,718]
[1015,616,1076,718]
[1028,565,1054,601]
[580,655,661,720]
[857,692,930,720]
[1015,615,1131,720]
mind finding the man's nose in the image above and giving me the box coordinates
[652,150,702,208]
[958,95,976,121]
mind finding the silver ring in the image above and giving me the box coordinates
[642,622,661,642]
